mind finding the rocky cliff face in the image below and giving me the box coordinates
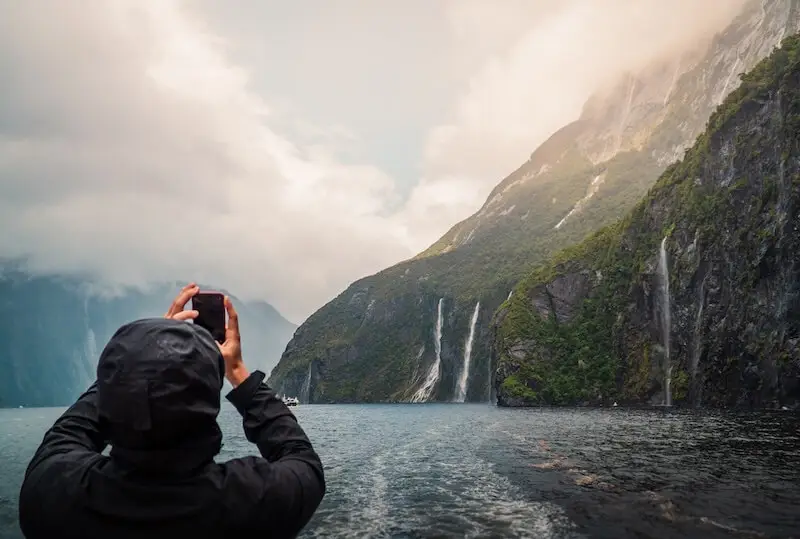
[269,0,800,403]
[0,268,296,407]
[493,33,800,409]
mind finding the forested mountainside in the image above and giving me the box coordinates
[0,268,296,407]
[494,34,800,409]
[269,0,800,404]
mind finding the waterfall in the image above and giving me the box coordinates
[691,282,705,380]
[615,76,636,154]
[455,302,480,403]
[300,362,312,403]
[658,237,672,406]
[85,328,98,360]
[662,59,682,105]
[80,296,98,388]
[554,174,605,230]
[717,56,741,106]
[487,357,494,404]
[411,298,444,403]
[506,290,513,301]
[690,277,707,406]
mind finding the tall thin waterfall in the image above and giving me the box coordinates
[691,280,705,380]
[85,328,97,361]
[300,362,312,403]
[80,297,98,388]
[690,277,706,406]
[411,298,444,403]
[455,302,480,403]
[658,237,672,406]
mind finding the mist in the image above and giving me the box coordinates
[0,0,749,322]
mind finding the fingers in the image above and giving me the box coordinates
[165,283,199,318]
[224,296,240,340]
[172,309,199,321]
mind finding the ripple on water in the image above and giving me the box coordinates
[286,406,578,539]
[1,404,798,539]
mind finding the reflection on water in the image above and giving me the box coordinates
[2,404,799,538]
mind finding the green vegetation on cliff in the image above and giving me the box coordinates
[269,3,798,404]
[495,33,800,408]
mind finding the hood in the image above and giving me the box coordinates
[96,318,225,474]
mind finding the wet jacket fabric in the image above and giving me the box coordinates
[18,318,325,539]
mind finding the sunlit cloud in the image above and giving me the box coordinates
[0,0,747,321]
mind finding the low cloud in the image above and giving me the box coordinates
[0,0,747,321]
[402,0,749,243]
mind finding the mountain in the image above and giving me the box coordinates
[493,33,800,409]
[0,268,296,407]
[268,0,800,403]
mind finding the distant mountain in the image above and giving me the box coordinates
[0,268,296,407]
[494,33,800,408]
[268,0,800,404]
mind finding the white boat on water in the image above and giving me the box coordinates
[282,395,299,407]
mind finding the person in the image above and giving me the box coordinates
[18,283,325,539]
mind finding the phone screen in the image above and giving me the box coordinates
[191,292,226,343]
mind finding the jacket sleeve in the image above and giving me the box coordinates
[225,370,326,537]
[23,381,107,473]
[18,382,106,534]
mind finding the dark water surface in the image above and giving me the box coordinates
[1,404,799,538]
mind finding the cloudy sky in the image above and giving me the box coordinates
[0,0,747,322]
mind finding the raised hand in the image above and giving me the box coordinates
[164,283,200,321]
[218,296,249,387]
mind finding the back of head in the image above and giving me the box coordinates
[96,318,225,473]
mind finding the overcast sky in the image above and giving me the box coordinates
[0,0,747,322]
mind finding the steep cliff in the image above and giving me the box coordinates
[269,0,800,403]
[494,33,800,409]
[0,268,296,407]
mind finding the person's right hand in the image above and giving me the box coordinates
[218,296,250,387]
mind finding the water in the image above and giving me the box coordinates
[301,362,313,403]
[2,405,799,538]
[658,236,672,407]
[691,276,707,404]
[455,302,480,403]
[554,174,605,230]
[411,298,444,403]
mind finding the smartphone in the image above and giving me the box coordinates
[191,291,226,343]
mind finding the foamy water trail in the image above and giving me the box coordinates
[308,417,572,538]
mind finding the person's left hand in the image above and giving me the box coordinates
[164,282,200,321]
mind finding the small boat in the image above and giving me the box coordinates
[282,395,299,407]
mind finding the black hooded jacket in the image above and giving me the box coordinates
[18,318,325,539]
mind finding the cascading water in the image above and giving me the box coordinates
[80,297,98,388]
[690,276,707,406]
[615,76,636,153]
[662,59,682,105]
[691,280,705,380]
[658,236,672,406]
[85,328,97,360]
[486,359,494,404]
[455,302,480,403]
[300,362,312,403]
[411,298,444,403]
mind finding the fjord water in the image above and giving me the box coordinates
[2,405,799,538]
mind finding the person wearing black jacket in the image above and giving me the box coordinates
[18,283,325,539]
